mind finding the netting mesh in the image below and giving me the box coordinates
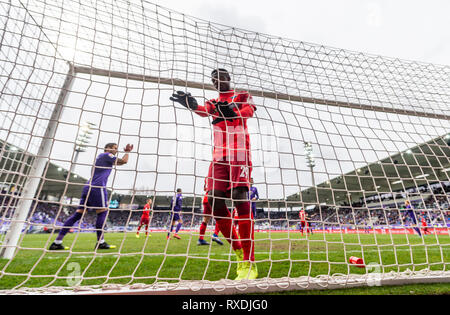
[0,0,449,294]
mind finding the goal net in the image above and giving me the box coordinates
[0,0,449,294]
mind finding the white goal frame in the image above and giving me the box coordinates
[0,0,449,295]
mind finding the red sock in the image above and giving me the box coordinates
[212,202,242,251]
[213,203,241,251]
[199,222,207,240]
[214,222,220,236]
[216,218,241,251]
[235,202,255,261]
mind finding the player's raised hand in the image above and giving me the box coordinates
[124,144,134,152]
[215,101,237,118]
[212,101,237,125]
[170,91,198,110]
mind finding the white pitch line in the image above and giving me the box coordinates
[43,246,445,260]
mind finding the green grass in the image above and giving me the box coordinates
[0,231,449,294]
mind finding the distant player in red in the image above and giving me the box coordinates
[171,68,257,280]
[421,216,430,235]
[136,198,152,238]
[198,192,225,246]
[298,208,308,236]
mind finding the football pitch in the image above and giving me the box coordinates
[0,231,449,292]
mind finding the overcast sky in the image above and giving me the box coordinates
[149,0,450,66]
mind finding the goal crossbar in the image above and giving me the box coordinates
[74,65,450,121]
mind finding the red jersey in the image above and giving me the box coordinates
[142,203,151,218]
[194,90,255,162]
[299,210,306,222]
[202,194,209,204]
[421,218,427,227]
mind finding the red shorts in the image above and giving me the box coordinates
[140,217,150,226]
[205,160,252,193]
[300,221,307,228]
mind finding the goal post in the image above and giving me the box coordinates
[0,0,449,294]
[0,63,74,259]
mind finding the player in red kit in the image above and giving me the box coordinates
[136,198,152,238]
[421,215,430,235]
[299,208,308,236]
[170,68,257,280]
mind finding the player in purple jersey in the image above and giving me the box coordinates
[49,143,133,250]
[248,178,259,219]
[403,200,422,237]
[167,188,183,240]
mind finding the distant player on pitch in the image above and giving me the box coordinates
[49,143,133,250]
[249,178,259,219]
[170,68,257,280]
[421,215,430,235]
[298,207,309,236]
[136,197,153,238]
[167,188,183,240]
[403,200,422,237]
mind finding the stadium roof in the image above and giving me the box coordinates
[288,133,450,207]
[0,140,88,199]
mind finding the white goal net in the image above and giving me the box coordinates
[0,0,449,294]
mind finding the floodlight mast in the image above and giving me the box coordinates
[304,142,316,188]
[70,121,95,177]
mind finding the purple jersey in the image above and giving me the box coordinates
[406,204,417,224]
[171,193,183,212]
[249,187,259,207]
[88,152,117,187]
[248,186,259,215]
[78,152,116,210]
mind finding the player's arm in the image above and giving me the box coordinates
[234,93,256,118]
[212,93,256,123]
[194,103,214,117]
[254,188,259,200]
[170,90,215,118]
[116,144,133,166]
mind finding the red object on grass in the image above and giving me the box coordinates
[349,256,365,268]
